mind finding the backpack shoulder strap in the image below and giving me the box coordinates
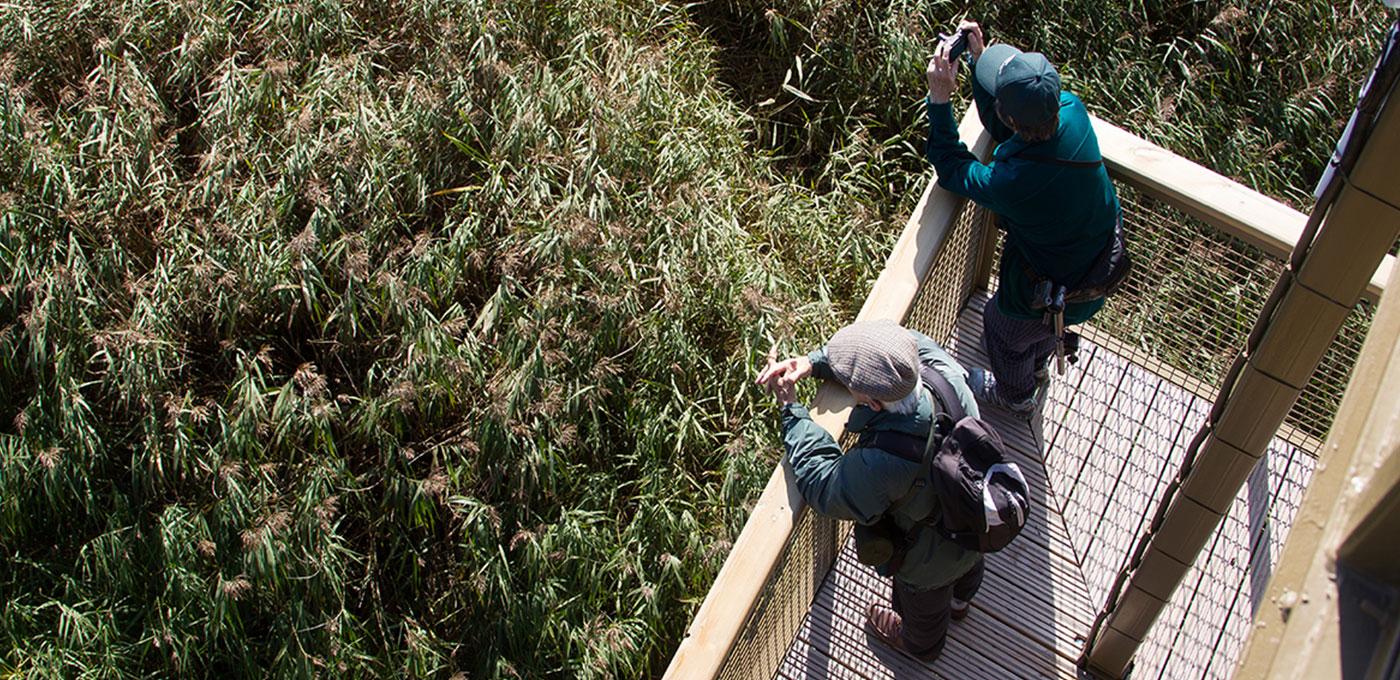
[865,366,964,464]
[919,365,966,423]
[867,429,924,464]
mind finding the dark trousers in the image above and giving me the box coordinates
[892,558,984,660]
[982,292,1058,402]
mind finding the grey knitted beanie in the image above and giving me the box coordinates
[825,320,919,402]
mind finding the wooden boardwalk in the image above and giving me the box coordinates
[774,293,1316,679]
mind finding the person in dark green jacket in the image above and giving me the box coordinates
[756,319,983,661]
[925,21,1121,415]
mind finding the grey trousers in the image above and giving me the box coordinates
[982,292,1058,402]
[892,558,985,660]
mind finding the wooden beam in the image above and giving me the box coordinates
[1232,256,1400,680]
[1092,117,1394,302]
[661,107,994,680]
[1087,76,1400,677]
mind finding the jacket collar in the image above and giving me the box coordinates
[845,388,932,434]
[992,134,1055,162]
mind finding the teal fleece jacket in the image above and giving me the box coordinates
[781,330,982,590]
[925,74,1121,324]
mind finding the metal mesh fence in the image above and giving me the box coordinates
[717,510,842,680]
[1132,437,1317,679]
[1037,184,1374,447]
[705,162,1378,679]
[1061,182,1375,677]
[945,181,1375,677]
[1086,187,1282,398]
[905,203,991,340]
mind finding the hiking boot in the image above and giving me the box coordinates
[969,368,1035,416]
[866,604,905,651]
[951,598,971,621]
[867,604,941,662]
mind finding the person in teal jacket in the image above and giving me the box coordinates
[925,21,1121,414]
[756,319,983,661]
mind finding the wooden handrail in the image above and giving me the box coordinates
[661,107,993,680]
[1093,116,1394,302]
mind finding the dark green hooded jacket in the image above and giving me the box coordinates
[926,74,1120,324]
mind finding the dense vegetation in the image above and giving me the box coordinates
[0,0,1387,677]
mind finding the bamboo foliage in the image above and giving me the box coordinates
[0,0,919,675]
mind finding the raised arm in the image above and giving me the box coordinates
[924,34,1014,212]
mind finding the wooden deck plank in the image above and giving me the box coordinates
[1042,342,1104,501]
[906,386,1081,569]
[945,303,1082,552]
[1054,349,1132,565]
[812,564,1079,680]
[832,563,1083,679]
[947,298,1083,461]
[828,554,1092,671]
[822,516,1095,629]
[803,573,989,680]
[832,541,1094,650]
[953,291,1279,669]
[782,634,882,680]
[947,293,1112,607]
[985,533,1095,624]
[808,569,990,680]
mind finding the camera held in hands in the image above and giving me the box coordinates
[939,28,970,62]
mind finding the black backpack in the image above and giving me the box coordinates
[866,365,1030,554]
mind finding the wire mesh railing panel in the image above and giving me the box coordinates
[995,174,1372,677]
[1088,184,1375,445]
[1076,360,1166,603]
[1130,437,1316,680]
[1088,186,1282,403]
[1198,448,1317,680]
[705,154,1377,679]
[1042,343,1127,517]
[1033,329,1213,610]
[717,510,842,680]
[906,202,988,342]
[1068,180,1374,676]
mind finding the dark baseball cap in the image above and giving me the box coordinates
[975,43,1061,128]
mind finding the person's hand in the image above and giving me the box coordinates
[926,41,958,104]
[755,349,812,405]
[958,20,985,60]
